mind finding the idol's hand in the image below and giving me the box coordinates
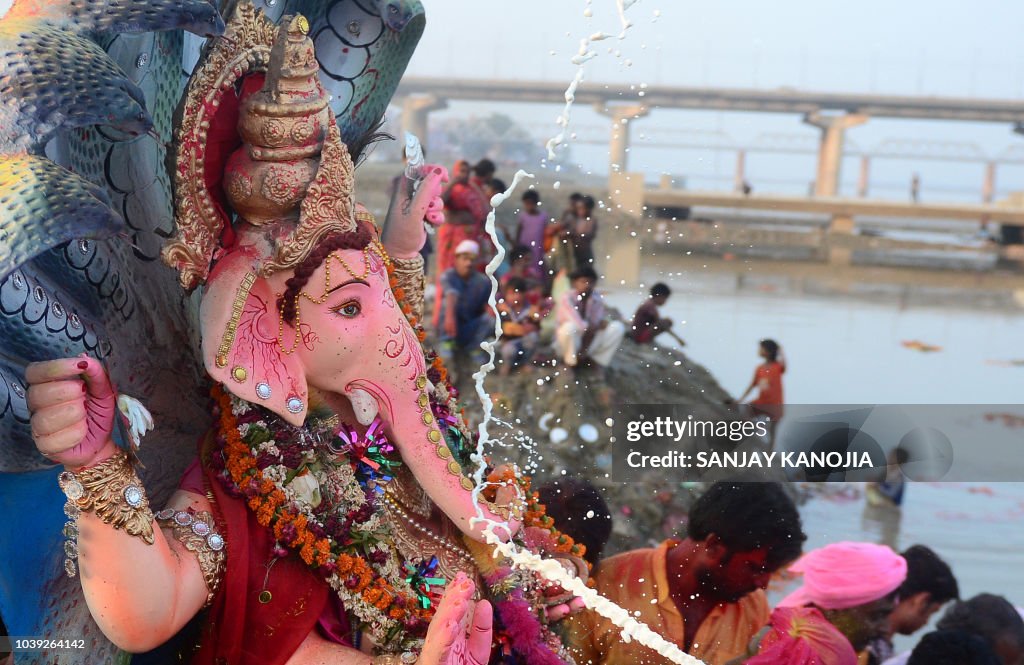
[25,355,117,469]
[382,164,449,258]
[420,572,492,665]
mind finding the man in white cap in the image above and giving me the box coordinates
[436,239,494,372]
[778,541,907,661]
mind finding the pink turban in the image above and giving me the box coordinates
[778,541,907,610]
[747,607,858,665]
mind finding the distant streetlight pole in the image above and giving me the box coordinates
[969,49,979,96]
[493,35,500,78]
[656,37,664,84]
[916,47,926,94]
[753,46,760,87]
[799,45,807,88]
[869,50,878,92]
[702,40,710,86]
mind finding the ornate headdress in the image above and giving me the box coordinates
[163,2,363,290]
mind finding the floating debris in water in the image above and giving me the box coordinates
[902,340,943,353]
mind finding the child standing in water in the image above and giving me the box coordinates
[739,339,786,443]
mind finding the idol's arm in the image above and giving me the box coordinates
[77,483,213,652]
[25,358,212,652]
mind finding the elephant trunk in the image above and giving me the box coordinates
[345,379,520,543]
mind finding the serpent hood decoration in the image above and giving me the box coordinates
[0,1,587,663]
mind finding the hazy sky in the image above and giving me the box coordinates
[400,0,1024,198]
[3,0,1023,197]
[407,0,1024,98]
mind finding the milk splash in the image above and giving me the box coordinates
[544,0,639,161]
[483,532,701,665]
[461,3,703,663]
[470,169,535,468]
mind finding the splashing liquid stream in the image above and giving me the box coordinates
[463,2,700,663]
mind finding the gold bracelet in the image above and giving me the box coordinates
[391,254,426,320]
[478,492,524,524]
[60,449,155,545]
[155,509,226,607]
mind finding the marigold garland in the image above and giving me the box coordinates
[485,467,591,566]
[212,385,435,640]
[207,253,584,659]
[382,257,588,571]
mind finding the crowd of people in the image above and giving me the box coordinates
[424,161,1020,665]
[429,158,683,380]
[550,480,1023,665]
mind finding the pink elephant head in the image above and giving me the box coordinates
[165,12,514,543]
[199,225,515,542]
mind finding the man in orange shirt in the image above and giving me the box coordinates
[569,482,806,665]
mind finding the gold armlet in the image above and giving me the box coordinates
[155,509,226,607]
[391,253,426,321]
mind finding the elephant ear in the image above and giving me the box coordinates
[200,248,309,426]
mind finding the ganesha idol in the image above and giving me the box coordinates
[3,3,588,664]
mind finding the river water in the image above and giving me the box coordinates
[602,256,1024,645]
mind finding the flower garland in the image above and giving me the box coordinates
[484,467,590,566]
[210,385,433,652]
[206,254,587,660]
[385,255,587,663]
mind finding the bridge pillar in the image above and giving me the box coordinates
[595,103,649,175]
[983,161,997,203]
[399,95,448,153]
[804,111,869,197]
[605,171,646,287]
[734,150,747,193]
[857,156,871,198]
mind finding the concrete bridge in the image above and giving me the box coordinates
[393,77,1024,279]
[395,76,1024,197]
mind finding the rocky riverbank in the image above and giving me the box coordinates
[355,159,746,554]
[464,339,737,556]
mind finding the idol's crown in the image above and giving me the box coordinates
[224,14,331,226]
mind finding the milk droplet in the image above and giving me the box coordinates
[553,181,561,189]
[583,7,593,17]
[586,510,595,518]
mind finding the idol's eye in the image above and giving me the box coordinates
[332,300,361,318]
